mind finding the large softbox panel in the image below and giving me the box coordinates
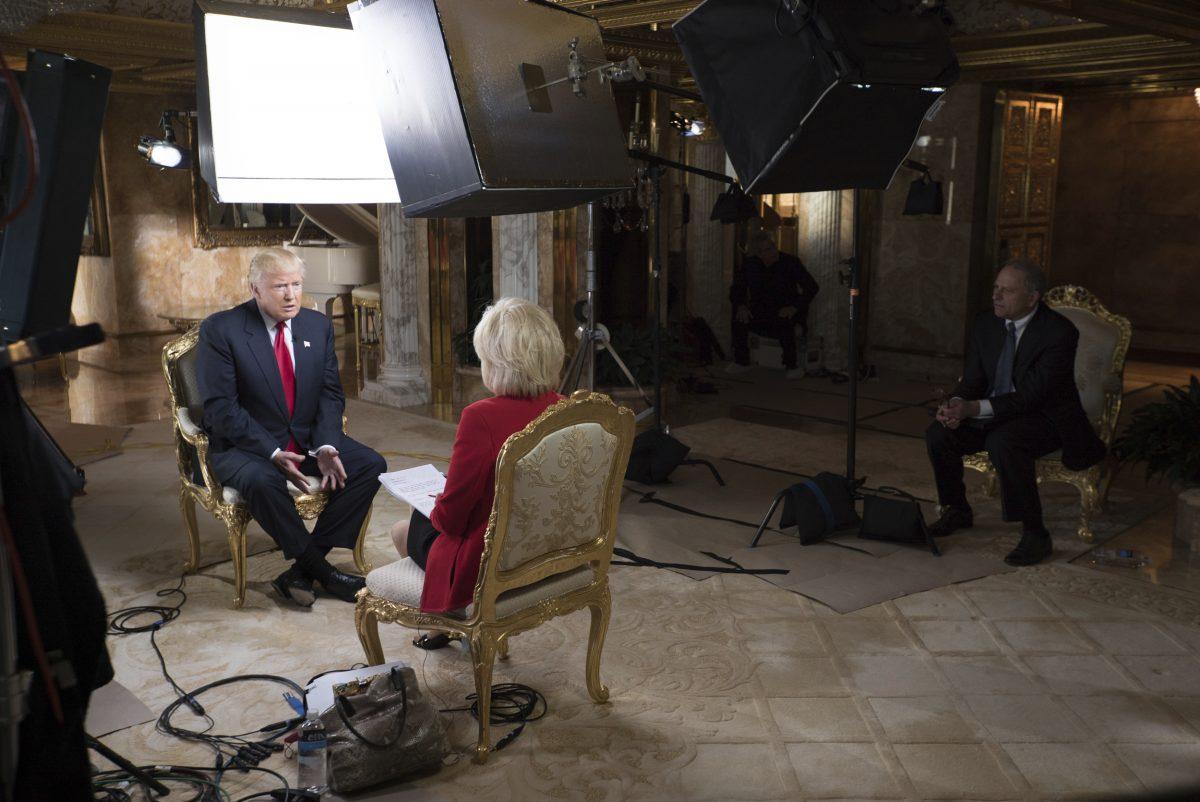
[674,0,959,194]
[0,51,110,341]
[347,0,633,217]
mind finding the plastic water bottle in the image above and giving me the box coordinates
[1087,548,1150,569]
[297,709,328,795]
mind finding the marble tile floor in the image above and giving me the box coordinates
[14,332,1200,799]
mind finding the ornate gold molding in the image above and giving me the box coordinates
[1014,0,1200,44]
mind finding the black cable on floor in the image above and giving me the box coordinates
[106,575,187,634]
[440,682,547,752]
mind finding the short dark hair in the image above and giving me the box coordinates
[1000,258,1046,296]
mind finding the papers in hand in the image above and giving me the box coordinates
[378,463,445,518]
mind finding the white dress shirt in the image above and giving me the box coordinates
[973,307,1037,419]
[259,309,335,459]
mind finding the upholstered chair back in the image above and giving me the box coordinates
[497,421,621,572]
[1044,286,1131,437]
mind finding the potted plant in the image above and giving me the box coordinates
[1113,375,1200,488]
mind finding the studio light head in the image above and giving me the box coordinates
[138,110,189,169]
[670,112,706,138]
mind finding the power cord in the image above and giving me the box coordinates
[440,682,547,752]
[106,575,186,634]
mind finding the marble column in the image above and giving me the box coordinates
[492,213,554,304]
[797,190,849,369]
[360,204,431,408]
[685,138,734,354]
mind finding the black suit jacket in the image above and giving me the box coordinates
[730,252,820,319]
[955,303,1105,471]
[196,299,345,480]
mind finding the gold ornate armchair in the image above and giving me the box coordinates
[964,285,1132,541]
[162,326,371,608]
[354,391,635,763]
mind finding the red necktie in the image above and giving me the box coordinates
[274,321,299,453]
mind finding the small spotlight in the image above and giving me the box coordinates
[687,119,706,137]
[138,110,190,169]
[670,111,707,137]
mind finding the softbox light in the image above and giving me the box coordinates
[674,0,959,194]
[347,0,633,217]
[194,0,399,204]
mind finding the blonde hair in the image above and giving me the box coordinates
[249,247,307,287]
[473,297,564,397]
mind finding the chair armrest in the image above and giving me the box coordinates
[342,414,349,435]
[176,407,204,444]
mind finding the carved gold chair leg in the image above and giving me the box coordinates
[585,587,612,704]
[352,508,374,575]
[1077,482,1101,543]
[467,631,498,764]
[179,489,201,574]
[224,511,251,609]
[497,634,510,662]
[354,601,386,665]
[353,304,364,390]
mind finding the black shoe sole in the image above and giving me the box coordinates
[271,577,315,607]
[319,582,365,603]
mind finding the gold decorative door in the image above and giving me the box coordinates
[994,91,1063,272]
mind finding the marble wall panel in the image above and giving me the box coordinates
[1052,93,1200,356]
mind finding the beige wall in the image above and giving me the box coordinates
[1051,93,1200,357]
[72,92,260,350]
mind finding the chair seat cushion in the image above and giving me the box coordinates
[365,558,594,620]
[221,475,325,506]
[352,283,381,303]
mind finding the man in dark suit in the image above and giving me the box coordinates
[729,231,820,378]
[197,248,386,606]
[926,259,1105,566]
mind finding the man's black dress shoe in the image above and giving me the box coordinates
[319,570,367,603]
[927,506,974,538]
[1004,528,1053,566]
[271,565,316,608]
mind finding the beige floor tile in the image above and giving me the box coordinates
[1002,743,1137,796]
[1164,697,1200,731]
[893,744,1017,799]
[821,619,914,655]
[893,589,973,620]
[935,656,1042,695]
[992,620,1092,654]
[1023,654,1138,695]
[964,695,1088,742]
[680,743,789,800]
[964,589,1055,619]
[1118,656,1200,695]
[740,618,827,656]
[1079,622,1189,655]
[755,655,850,697]
[868,697,979,743]
[1064,695,1198,743]
[910,620,1000,654]
[787,743,901,798]
[1047,592,1150,622]
[845,655,946,696]
[1114,743,1200,791]
[769,698,873,742]
[1162,622,1200,653]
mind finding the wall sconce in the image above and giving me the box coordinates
[669,111,706,137]
[137,109,193,169]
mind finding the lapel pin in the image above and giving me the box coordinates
[303,340,311,348]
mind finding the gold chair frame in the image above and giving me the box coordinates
[354,391,635,763]
[351,289,383,389]
[163,326,372,607]
[964,285,1132,542]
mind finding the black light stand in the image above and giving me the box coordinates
[844,188,863,484]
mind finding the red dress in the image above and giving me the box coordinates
[422,391,562,612]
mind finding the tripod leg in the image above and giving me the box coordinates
[599,342,653,409]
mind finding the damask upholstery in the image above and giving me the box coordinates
[500,422,619,571]
[354,391,636,764]
[162,325,370,608]
[962,286,1131,542]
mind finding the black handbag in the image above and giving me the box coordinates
[625,429,725,486]
[769,472,860,546]
[859,486,940,556]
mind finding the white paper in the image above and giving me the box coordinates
[378,464,445,518]
[305,660,409,715]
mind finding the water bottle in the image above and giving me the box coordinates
[297,709,328,795]
[1087,547,1150,569]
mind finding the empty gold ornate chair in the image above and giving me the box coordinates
[162,326,371,608]
[964,285,1132,541]
[351,283,382,387]
[354,391,635,763]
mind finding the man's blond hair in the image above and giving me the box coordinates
[249,247,307,287]
[473,297,564,398]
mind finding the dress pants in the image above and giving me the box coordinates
[220,436,387,560]
[732,312,805,369]
[925,414,1061,528]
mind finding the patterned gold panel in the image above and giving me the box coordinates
[993,91,1063,271]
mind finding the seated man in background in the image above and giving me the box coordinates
[926,259,1105,566]
[197,247,387,607]
[390,297,564,648]
[729,231,819,378]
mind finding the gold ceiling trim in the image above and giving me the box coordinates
[1014,0,1200,44]
[556,0,699,30]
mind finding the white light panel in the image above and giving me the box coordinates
[201,13,399,203]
